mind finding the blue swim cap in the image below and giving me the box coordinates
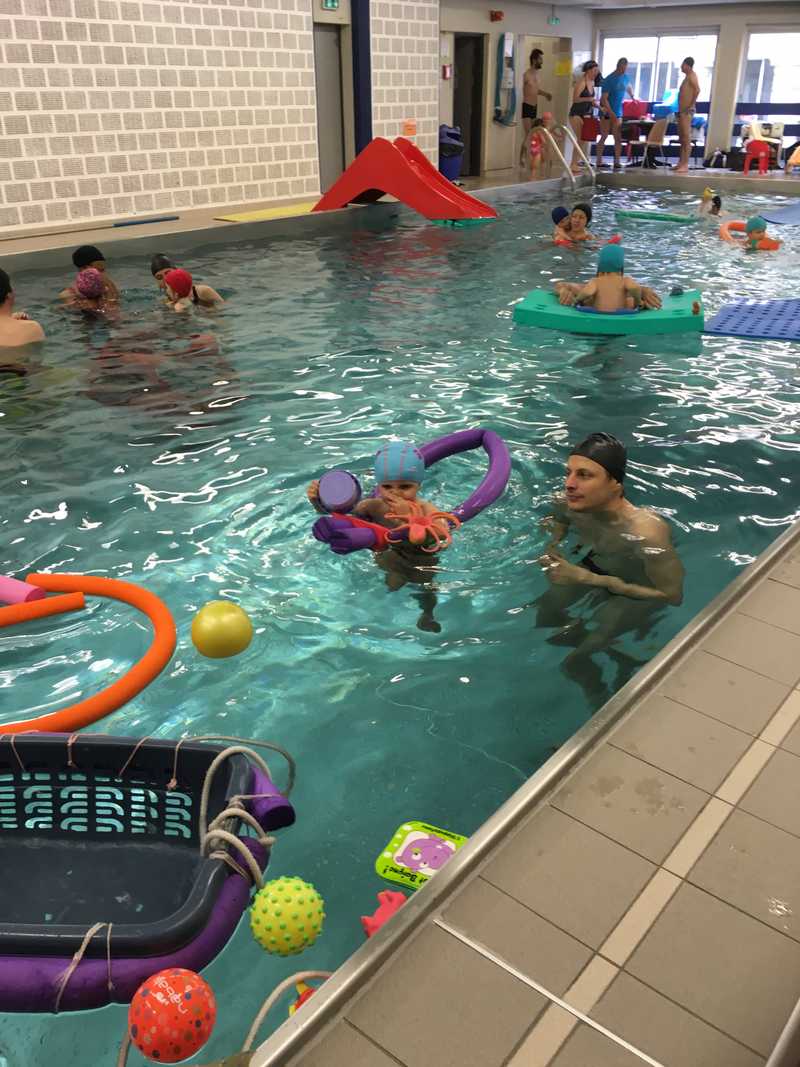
[374,441,425,485]
[551,206,569,225]
[597,244,625,273]
[745,215,766,234]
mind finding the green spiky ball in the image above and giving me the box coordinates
[250,876,325,956]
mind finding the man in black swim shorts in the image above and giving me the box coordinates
[520,49,552,163]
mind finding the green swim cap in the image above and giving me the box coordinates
[597,244,624,273]
[745,215,767,234]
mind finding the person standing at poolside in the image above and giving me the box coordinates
[674,58,700,174]
[568,61,600,175]
[597,58,635,171]
[0,268,45,350]
[534,432,684,703]
[520,49,553,165]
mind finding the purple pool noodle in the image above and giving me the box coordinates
[0,839,267,1011]
[313,515,378,554]
[318,470,361,514]
[248,766,295,830]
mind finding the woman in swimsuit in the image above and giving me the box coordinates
[569,60,599,174]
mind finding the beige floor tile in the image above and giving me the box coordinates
[701,613,800,686]
[626,883,800,1055]
[760,690,800,747]
[481,806,655,948]
[715,739,774,804]
[659,650,789,734]
[293,1022,400,1067]
[507,1004,580,1067]
[610,694,752,792]
[348,923,545,1067]
[689,808,800,941]
[776,704,800,757]
[738,579,800,636]
[600,869,680,966]
[662,797,733,877]
[549,1024,647,1066]
[591,972,764,1067]
[771,558,800,591]
[443,878,591,994]
[551,745,708,864]
[739,747,800,838]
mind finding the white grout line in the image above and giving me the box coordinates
[435,918,666,1067]
[662,797,734,879]
[715,739,775,805]
[599,870,682,967]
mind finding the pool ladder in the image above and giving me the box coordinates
[539,123,596,189]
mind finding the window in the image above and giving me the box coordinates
[600,33,717,104]
[738,32,800,146]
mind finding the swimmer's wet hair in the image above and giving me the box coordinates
[572,202,592,224]
[0,268,11,303]
[150,253,174,277]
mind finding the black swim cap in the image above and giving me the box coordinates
[712,195,721,208]
[150,253,174,276]
[0,268,11,303]
[72,245,104,269]
[573,201,592,224]
[571,432,627,484]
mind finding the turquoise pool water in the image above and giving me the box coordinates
[2,185,800,1064]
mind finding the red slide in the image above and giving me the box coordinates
[313,137,497,222]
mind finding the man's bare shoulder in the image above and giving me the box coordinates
[626,506,672,545]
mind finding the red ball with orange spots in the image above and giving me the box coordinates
[128,968,216,1063]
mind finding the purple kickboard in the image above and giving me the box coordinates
[705,299,800,342]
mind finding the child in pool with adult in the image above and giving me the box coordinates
[59,268,119,319]
[0,268,44,351]
[152,256,225,309]
[554,245,662,312]
[59,246,120,305]
[534,432,685,704]
[744,216,778,250]
[307,442,451,633]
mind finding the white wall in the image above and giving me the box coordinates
[593,2,800,151]
[440,0,593,173]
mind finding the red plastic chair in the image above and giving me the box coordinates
[744,139,770,176]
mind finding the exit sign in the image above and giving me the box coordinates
[322,0,339,8]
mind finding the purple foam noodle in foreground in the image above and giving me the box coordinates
[317,470,362,514]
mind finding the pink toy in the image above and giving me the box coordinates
[361,890,408,938]
[0,576,46,606]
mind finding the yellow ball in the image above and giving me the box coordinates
[250,876,325,956]
[191,600,253,658]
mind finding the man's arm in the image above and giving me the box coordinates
[541,497,571,552]
[599,88,611,115]
[689,74,700,107]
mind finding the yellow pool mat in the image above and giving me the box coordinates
[214,201,317,223]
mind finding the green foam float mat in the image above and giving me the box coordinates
[616,209,697,224]
[513,288,704,335]
[431,217,497,228]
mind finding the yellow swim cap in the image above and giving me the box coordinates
[702,187,714,199]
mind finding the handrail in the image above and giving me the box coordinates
[537,127,576,189]
[251,516,800,1067]
[553,121,596,185]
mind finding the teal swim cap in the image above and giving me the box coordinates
[597,244,625,273]
[374,441,425,485]
[745,215,767,234]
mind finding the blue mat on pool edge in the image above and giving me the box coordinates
[760,202,800,225]
[705,299,800,341]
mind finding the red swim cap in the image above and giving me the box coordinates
[164,268,192,299]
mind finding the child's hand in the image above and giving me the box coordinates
[558,288,577,306]
[12,311,30,321]
[307,480,320,503]
[641,287,661,310]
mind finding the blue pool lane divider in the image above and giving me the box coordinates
[112,215,180,228]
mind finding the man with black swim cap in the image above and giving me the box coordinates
[535,431,684,702]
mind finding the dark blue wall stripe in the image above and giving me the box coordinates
[351,0,373,152]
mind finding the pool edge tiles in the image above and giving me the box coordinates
[248,519,800,1067]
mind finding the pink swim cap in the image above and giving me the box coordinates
[75,267,104,298]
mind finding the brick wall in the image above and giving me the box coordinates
[0,0,320,232]
[370,0,439,163]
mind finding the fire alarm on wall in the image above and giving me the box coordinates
[489,10,504,21]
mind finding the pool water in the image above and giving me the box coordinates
[2,185,800,1064]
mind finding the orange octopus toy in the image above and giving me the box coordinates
[384,500,461,553]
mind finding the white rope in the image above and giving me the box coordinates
[175,734,296,796]
[242,971,333,1052]
[203,828,269,888]
[53,921,113,1013]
